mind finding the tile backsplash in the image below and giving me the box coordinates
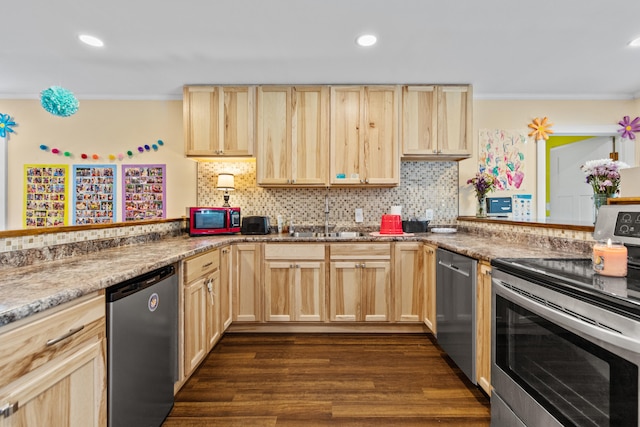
[197,160,459,229]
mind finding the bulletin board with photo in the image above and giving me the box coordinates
[24,164,69,228]
[72,165,116,225]
[122,164,166,221]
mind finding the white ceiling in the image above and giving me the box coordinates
[3,0,640,100]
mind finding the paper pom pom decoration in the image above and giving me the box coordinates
[40,86,79,117]
[528,117,554,141]
[0,113,16,138]
[617,116,640,140]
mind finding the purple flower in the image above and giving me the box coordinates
[580,159,630,196]
[467,172,496,200]
[617,116,640,140]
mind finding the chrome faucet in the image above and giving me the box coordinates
[324,189,330,236]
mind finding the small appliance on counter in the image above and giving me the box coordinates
[241,216,271,235]
[402,220,429,233]
[188,207,240,236]
[486,197,512,217]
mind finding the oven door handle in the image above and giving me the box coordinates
[495,280,640,355]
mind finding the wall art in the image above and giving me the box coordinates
[24,164,69,227]
[72,165,116,225]
[478,129,527,191]
[122,164,166,221]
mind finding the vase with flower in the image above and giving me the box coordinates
[467,172,496,218]
[580,158,630,222]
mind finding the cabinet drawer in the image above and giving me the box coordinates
[0,293,105,388]
[264,244,325,260]
[184,249,219,283]
[330,243,391,260]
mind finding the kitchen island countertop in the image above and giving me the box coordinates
[0,232,588,326]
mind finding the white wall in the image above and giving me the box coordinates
[0,99,196,230]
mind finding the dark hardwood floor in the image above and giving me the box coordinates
[163,333,491,426]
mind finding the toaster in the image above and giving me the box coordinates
[241,216,271,235]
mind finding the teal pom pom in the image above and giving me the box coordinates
[40,86,79,117]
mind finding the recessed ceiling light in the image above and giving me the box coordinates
[356,34,377,47]
[629,36,640,47]
[78,34,104,47]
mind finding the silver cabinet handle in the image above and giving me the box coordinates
[1,402,19,418]
[46,325,85,346]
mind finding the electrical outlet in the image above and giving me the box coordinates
[355,208,364,223]
[425,209,434,221]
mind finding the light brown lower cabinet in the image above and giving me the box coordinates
[0,293,106,427]
[476,261,492,395]
[183,248,220,376]
[329,243,391,322]
[423,244,437,334]
[394,242,424,322]
[233,243,262,322]
[264,244,325,322]
[220,245,232,331]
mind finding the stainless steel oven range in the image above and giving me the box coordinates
[491,204,640,427]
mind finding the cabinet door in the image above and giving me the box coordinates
[184,86,255,157]
[183,86,219,156]
[221,86,255,156]
[437,85,472,156]
[184,277,207,375]
[329,261,360,321]
[292,86,329,185]
[394,242,424,322]
[220,246,232,331]
[205,271,221,350]
[264,261,295,321]
[423,244,437,334]
[233,243,262,322]
[295,261,325,321]
[360,261,391,321]
[362,86,399,185]
[257,86,292,185]
[0,340,106,427]
[330,86,363,185]
[476,261,492,396]
[402,85,437,156]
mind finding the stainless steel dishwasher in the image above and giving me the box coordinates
[436,248,477,384]
[106,264,178,427]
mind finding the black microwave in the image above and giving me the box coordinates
[188,207,240,236]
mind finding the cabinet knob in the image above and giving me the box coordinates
[365,179,369,184]
[361,263,366,268]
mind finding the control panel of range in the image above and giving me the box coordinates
[614,212,640,238]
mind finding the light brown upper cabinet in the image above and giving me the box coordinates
[330,86,400,186]
[401,85,472,160]
[256,86,329,186]
[183,85,255,157]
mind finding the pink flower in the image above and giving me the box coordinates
[617,116,640,140]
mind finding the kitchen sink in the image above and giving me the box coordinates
[291,231,365,238]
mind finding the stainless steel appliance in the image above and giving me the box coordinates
[491,204,640,427]
[106,264,178,427]
[436,248,477,384]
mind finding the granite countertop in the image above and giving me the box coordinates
[0,232,588,327]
